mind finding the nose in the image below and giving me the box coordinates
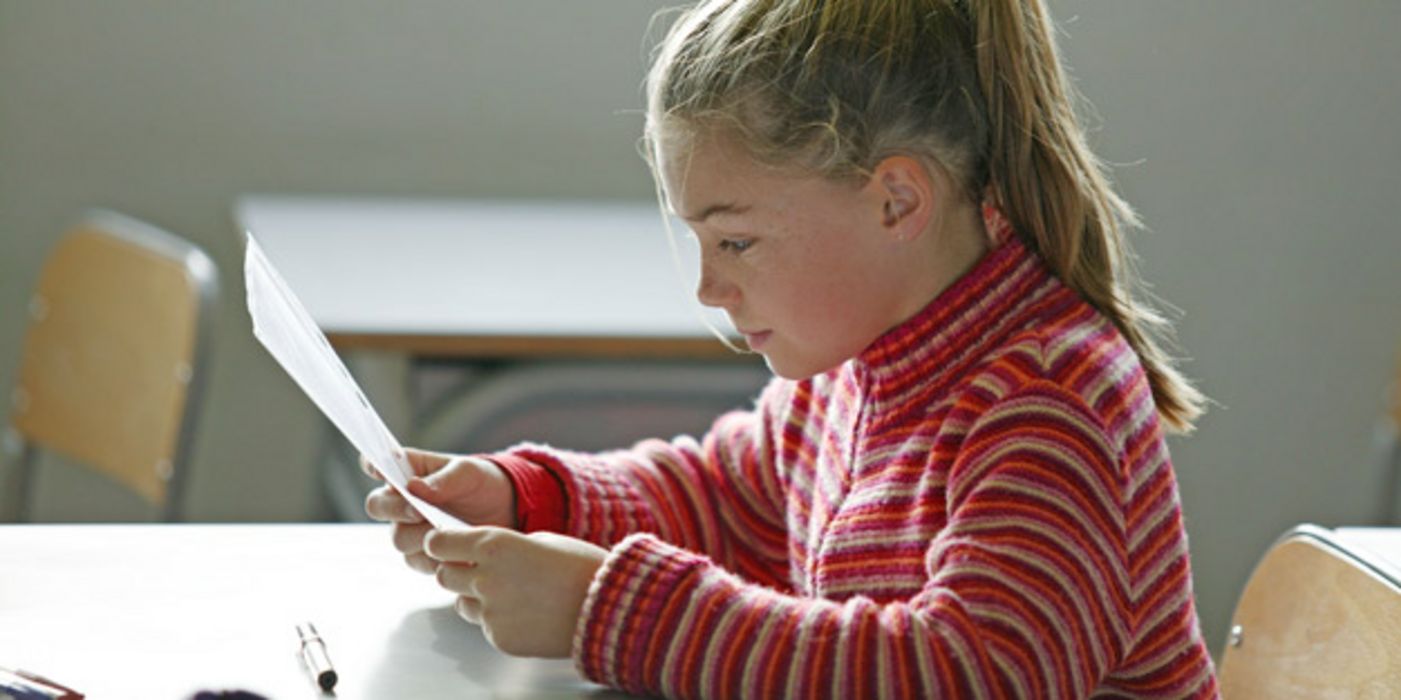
[695,257,739,310]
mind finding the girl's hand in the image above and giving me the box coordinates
[363,448,516,574]
[424,527,607,658]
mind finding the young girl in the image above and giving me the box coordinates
[365,0,1219,696]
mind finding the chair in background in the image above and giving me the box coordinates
[1218,524,1401,697]
[1386,349,1401,523]
[1,210,218,522]
[1392,349,1400,444]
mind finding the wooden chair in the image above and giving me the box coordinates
[1379,350,1401,524]
[1,211,218,521]
[1392,349,1400,435]
[1219,524,1401,697]
[1390,350,1401,520]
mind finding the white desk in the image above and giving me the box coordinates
[10,524,1400,699]
[0,524,624,699]
[235,196,736,359]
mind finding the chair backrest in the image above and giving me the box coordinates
[1392,348,1400,434]
[1219,524,1401,698]
[1380,351,1401,523]
[4,210,217,521]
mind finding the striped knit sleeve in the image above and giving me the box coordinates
[496,379,793,591]
[571,380,1133,698]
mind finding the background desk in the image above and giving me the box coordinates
[234,196,734,359]
[0,524,623,699]
[233,197,769,521]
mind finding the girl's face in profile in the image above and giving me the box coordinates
[659,132,936,379]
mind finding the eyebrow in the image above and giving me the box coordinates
[683,202,750,223]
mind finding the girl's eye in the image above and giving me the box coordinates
[718,238,754,254]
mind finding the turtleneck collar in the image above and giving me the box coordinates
[851,203,1071,414]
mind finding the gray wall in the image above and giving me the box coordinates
[2,1,1398,657]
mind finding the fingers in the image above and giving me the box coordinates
[424,526,505,563]
[455,595,483,625]
[403,447,453,478]
[405,476,437,502]
[436,561,481,597]
[364,485,425,524]
[363,447,456,482]
[405,551,437,575]
[408,456,482,501]
[384,520,437,573]
[359,454,384,481]
[426,531,496,609]
[392,520,432,554]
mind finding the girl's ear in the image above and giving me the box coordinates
[870,156,935,240]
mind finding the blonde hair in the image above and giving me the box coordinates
[644,0,1206,433]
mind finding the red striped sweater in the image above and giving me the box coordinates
[494,212,1219,698]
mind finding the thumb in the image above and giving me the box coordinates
[405,475,443,503]
[407,458,474,502]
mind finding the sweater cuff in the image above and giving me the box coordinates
[488,454,567,534]
[572,533,708,692]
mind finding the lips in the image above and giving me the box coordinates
[741,330,772,350]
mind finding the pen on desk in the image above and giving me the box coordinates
[296,622,338,692]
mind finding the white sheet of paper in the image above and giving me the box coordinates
[244,233,465,530]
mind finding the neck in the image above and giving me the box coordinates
[894,197,991,323]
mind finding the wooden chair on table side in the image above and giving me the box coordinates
[1393,348,1400,447]
[1389,349,1401,523]
[1,211,217,522]
[1218,524,1401,698]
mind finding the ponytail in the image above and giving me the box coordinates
[972,0,1207,433]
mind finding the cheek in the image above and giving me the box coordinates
[793,249,895,342]
[772,257,865,333]
[800,233,872,298]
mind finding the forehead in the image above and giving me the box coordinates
[656,126,781,216]
[656,127,725,192]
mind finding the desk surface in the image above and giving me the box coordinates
[8,524,1401,698]
[236,196,738,359]
[0,524,622,699]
